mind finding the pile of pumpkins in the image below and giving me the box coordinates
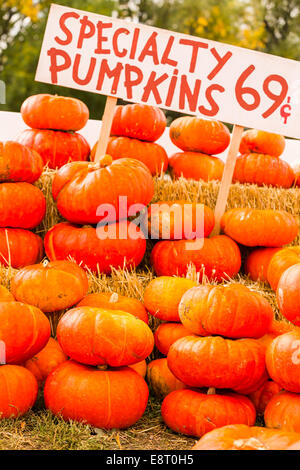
[1,93,300,450]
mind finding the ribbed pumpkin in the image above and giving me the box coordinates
[24,338,68,385]
[168,152,224,181]
[266,330,300,392]
[44,221,146,274]
[111,103,166,142]
[0,141,43,183]
[77,292,148,324]
[91,136,168,176]
[147,200,215,240]
[0,183,46,229]
[239,129,285,157]
[147,358,186,399]
[0,228,43,268]
[220,208,298,247]
[277,264,300,325]
[16,129,90,169]
[44,360,149,429]
[143,276,197,322]
[52,157,154,224]
[11,260,89,313]
[161,389,256,437]
[178,284,273,338]
[56,307,154,366]
[151,235,241,281]
[0,365,38,419]
[0,301,50,364]
[129,360,147,378]
[265,392,300,433]
[248,380,282,415]
[268,318,298,336]
[267,247,300,291]
[21,94,89,131]
[154,323,191,355]
[244,247,281,282]
[169,116,230,154]
[192,424,300,450]
[233,153,294,188]
[168,336,267,393]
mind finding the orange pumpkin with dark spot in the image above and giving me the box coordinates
[0,141,43,183]
[239,129,285,157]
[147,358,186,399]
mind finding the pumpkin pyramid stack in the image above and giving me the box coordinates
[233,129,295,188]
[91,103,169,176]
[0,141,46,268]
[43,302,154,429]
[157,282,278,438]
[168,116,230,181]
[16,94,91,169]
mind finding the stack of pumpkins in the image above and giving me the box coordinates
[233,129,295,188]
[158,281,277,438]
[91,103,168,176]
[16,94,91,169]
[0,141,46,269]
[39,103,159,273]
[168,116,230,181]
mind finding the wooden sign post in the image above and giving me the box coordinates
[211,124,244,236]
[35,3,300,222]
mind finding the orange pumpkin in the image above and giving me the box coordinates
[17,129,90,169]
[268,318,298,336]
[0,365,38,419]
[147,200,215,240]
[168,152,224,181]
[77,292,148,324]
[21,94,89,131]
[266,330,300,392]
[267,247,300,291]
[161,389,256,437]
[0,301,50,364]
[147,358,186,399]
[265,391,300,433]
[24,338,68,385]
[111,103,166,142]
[143,276,197,322]
[233,153,294,188]
[0,286,14,302]
[0,183,46,229]
[151,235,241,281]
[244,247,281,282]
[248,380,282,415]
[91,136,168,176]
[154,323,191,355]
[11,260,89,313]
[169,116,230,154]
[52,157,154,224]
[129,360,147,378]
[0,141,43,183]
[44,221,147,274]
[178,284,273,338]
[239,129,285,157]
[168,335,267,393]
[192,424,300,450]
[277,264,300,326]
[44,360,149,429]
[220,208,298,247]
[0,228,43,269]
[56,307,154,366]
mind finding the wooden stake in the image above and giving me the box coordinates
[211,124,244,237]
[94,96,118,163]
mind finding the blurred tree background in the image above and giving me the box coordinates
[1,0,300,119]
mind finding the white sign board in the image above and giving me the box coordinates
[36,3,300,138]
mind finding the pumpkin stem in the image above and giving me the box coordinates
[109,293,119,304]
[207,387,216,395]
[97,365,108,371]
[88,154,113,169]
